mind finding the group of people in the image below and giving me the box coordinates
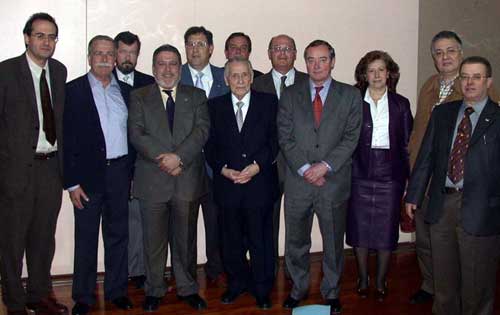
[0,11,499,315]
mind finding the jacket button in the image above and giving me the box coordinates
[242,153,247,158]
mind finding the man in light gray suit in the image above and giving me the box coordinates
[278,40,362,314]
[128,44,210,311]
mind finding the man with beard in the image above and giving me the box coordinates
[64,35,133,315]
[113,31,155,289]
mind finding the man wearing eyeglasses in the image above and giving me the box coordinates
[252,34,308,277]
[405,56,500,315]
[64,35,133,315]
[0,12,67,315]
[407,30,499,306]
[179,26,228,287]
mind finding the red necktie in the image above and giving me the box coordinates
[313,86,323,128]
[448,106,474,183]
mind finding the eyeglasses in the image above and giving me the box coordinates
[433,47,461,58]
[459,74,489,82]
[186,41,208,48]
[270,46,296,54]
[31,32,58,42]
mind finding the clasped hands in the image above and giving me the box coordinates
[222,163,260,184]
[156,153,182,176]
[304,162,328,187]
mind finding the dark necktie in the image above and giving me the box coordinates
[40,69,56,145]
[280,75,287,96]
[313,86,324,128]
[163,89,175,134]
[448,106,474,183]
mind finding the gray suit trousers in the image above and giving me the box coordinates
[128,198,145,277]
[430,192,500,315]
[415,195,434,294]
[284,193,346,300]
[140,198,200,297]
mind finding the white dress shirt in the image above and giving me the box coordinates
[188,64,213,98]
[365,89,390,149]
[116,68,135,86]
[26,54,57,153]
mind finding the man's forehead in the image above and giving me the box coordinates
[461,63,487,73]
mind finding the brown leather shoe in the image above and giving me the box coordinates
[26,297,68,315]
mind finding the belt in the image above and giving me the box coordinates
[34,151,57,160]
[444,187,463,194]
[106,155,127,166]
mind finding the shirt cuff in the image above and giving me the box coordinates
[68,184,80,192]
[297,163,311,177]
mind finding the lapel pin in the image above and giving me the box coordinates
[485,118,490,122]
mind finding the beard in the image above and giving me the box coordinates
[117,61,134,74]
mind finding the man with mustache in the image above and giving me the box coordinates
[128,44,210,311]
[64,35,133,315]
[112,31,155,290]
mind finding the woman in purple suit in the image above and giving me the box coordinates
[346,51,413,301]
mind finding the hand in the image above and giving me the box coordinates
[405,203,417,220]
[304,162,328,184]
[311,176,326,187]
[221,166,241,181]
[234,163,260,184]
[156,153,181,173]
[69,187,89,210]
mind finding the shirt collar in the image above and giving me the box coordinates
[364,88,388,103]
[463,96,488,115]
[26,53,49,77]
[116,68,135,85]
[188,63,213,81]
[87,71,119,89]
[309,77,332,93]
[439,73,458,86]
[231,91,251,107]
[271,68,296,81]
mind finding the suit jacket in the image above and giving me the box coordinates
[408,74,499,168]
[277,78,363,203]
[352,91,413,186]
[252,68,308,97]
[205,90,279,209]
[128,83,210,202]
[406,99,500,236]
[180,63,229,99]
[0,54,67,197]
[63,74,130,193]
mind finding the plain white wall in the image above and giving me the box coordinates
[0,0,418,275]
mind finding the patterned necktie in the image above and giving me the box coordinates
[163,89,175,134]
[448,106,474,183]
[195,72,204,90]
[40,69,56,145]
[280,75,287,96]
[236,101,244,132]
[123,74,132,86]
[313,86,324,128]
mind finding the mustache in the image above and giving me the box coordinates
[95,62,113,68]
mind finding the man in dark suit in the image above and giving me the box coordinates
[405,56,500,315]
[205,57,279,309]
[224,32,264,78]
[252,34,308,276]
[64,35,133,315]
[277,40,362,314]
[113,31,155,289]
[180,26,227,284]
[128,44,210,311]
[0,12,68,315]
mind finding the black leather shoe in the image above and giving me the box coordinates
[221,290,243,304]
[130,275,146,289]
[142,296,161,312]
[256,296,272,310]
[112,296,133,310]
[325,298,342,314]
[409,289,433,304]
[7,310,28,315]
[282,295,301,309]
[177,294,207,310]
[71,303,90,315]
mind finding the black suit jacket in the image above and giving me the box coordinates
[63,74,130,193]
[205,90,279,209]
[0,54,67,196]
[406,99,500,236]
[252,69,308,97]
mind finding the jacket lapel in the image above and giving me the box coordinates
[443,102,461,156]
[19,55,39,121]
[320,80,342,128]
[470,99,498,146]
[240,92,259,140]
[146,85,173,144]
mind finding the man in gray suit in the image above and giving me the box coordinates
[0,13,68,315]
[128,44,210,311]
[277,40,362,314]
[252,34,308,276]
